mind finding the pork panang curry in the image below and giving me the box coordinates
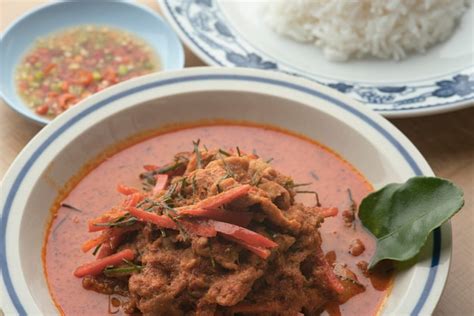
[44,124,393,315]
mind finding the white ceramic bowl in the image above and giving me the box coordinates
[0,67,451,315]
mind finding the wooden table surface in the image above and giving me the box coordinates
[1,1,473,315]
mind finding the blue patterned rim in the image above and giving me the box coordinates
[160,0,474,115]
[1,74,440,315]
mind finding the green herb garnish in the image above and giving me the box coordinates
[218,148,231,157]
[287,182,312,189]
[161,182,178,204]
[347,188,356,230]
[215,174,231,193]
[191,175,197,196]
[160,229,167,237]
[153,200,189,240]
[193,139,203,169]
[60,203,83,212]
[103,266,138,277]
[209,241,216,268]
[139,159,186,187]
[179,177,188,196]
[92,243,102,256]
[93,216,137,228]
[103,259,143,277]
[156,161,184,175]
[295,190,321,207]
[251,171,262,186]
[219,154,235,179]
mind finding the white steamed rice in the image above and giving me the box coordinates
[264,0,470,61]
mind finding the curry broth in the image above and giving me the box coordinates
[43,123,392,315]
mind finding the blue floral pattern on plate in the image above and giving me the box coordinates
[226,52,277,69]
[161,0,474,115]
[432,75,474,98]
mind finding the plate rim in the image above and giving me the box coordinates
[0,67,450,315]
[158,0,474,118]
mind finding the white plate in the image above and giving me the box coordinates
[159,0,474,117]
[0,67,450,315]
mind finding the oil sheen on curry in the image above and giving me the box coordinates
[44,124,393,316]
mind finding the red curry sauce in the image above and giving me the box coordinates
[44,124,392,315]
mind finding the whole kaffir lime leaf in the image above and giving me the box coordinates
[359,177,464,269]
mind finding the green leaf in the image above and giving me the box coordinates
[359,177,464,269]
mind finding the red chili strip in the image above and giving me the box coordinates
[95,242,113,259]
[315,245,344,294]
[320,207,339,218]
[143,164,158,171]
[117,184,139,196]
[196,185,251,209]
[128,207,217,237]
[96,234,125,259]
[122,192,144,208]
[74,249,135,277]
[153,174,169,195]
[181,220,217,238]
[128,207,176,229]
[88,210,128,232]
[209,220,277,249]
[179,208,252,227]
[223,235,271,259]
[82,224,140,252]
[81,232,109,253]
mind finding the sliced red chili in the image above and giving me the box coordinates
[179,208,252,227]
[74,249,135,277]
[209,220,277,249]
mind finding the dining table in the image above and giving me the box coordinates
[1,1,472,315]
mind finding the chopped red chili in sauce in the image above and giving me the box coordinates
[16,25,159,118]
